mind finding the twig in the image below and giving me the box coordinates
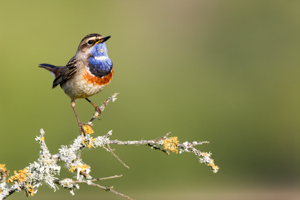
[106,143,130,169]
[88,93,119,124]
[108,132,171,146]
[147,143,169,154]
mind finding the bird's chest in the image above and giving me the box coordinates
[62,67,113,100]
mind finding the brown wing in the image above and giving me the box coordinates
[52,56,80,88]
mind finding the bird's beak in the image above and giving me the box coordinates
[97,35,111,44]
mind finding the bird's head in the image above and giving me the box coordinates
[76,33,111,60]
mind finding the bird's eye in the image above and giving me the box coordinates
[87,40,93,45]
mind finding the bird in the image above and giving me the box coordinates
[39,33,114,134]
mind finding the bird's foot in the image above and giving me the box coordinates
[95,106,102,115]
[93,106,102,121]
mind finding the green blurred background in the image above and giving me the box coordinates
[1,1,299,199]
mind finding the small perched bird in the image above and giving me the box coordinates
[39,33,113,133]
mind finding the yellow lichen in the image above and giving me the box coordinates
[208,159,219,173]
[212,165,219,172]
[8,168,28,183]
[87,138,96,148]
[81,124,94,134]
[77,164,90,173]
[69,164,90,174]
[69,166,75,172]
[0,164,10,183]
[0,164,7,172]
[163,137,179,154]
[24,183,34,197]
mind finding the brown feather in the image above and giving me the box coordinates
[52,57,79,88]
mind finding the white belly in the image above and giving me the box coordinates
[61,74,107,100]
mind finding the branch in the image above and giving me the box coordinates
[0,93,219,199]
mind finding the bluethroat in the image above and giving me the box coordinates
[39,33,113,133]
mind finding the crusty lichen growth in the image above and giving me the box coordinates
[0,164,9,183]
[7,168,29,184]
[0,93,219,200]
[163,137,179,153]
[81,124,94,135]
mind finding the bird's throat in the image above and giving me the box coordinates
[88,56,113,77]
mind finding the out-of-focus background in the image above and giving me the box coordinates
[1,1,299,199]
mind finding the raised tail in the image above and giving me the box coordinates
[39,63,61,78]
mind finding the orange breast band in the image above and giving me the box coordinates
[83,67,114,86]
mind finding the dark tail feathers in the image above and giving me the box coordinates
[39,63,60,77]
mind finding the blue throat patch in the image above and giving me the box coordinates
[88,42,113,77]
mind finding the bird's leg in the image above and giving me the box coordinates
[85,98,102,114]
[71,100,85,134]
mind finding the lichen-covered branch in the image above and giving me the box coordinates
[0,93,219,200]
